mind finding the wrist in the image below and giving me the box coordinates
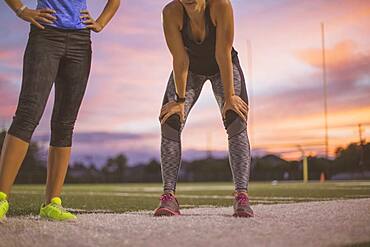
[225,93,235,102]
[175,93,186,103]
[96,20,104,30]
[16,5,27,17]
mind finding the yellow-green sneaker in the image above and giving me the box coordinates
[0,192,9,221]
[39,197,76,221]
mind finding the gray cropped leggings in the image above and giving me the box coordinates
[160,58,251,193]
[8,25,91,147]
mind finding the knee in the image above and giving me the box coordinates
[224,110,247,138]
[50,120,76,147]
[8,96,42,142]
[161,114,181,142]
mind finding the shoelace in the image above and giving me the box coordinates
[160,194,174,202]
[51,203,68,213]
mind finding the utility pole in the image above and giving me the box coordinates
[358,124,365,167]
[358,124,365,145]
[321,22,329,159]
[206,132,213,159]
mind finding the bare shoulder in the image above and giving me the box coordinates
[208,0,233,24]
[209,0,232,11]
[162,1,183,23]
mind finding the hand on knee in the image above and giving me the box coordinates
[222,95,248,123]
[159,101,185,125]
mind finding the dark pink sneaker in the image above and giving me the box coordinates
[154,193,181,216]
[233,192,254,217]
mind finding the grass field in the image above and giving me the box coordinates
[7,180,370,216]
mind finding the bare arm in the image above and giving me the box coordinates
[4,0,23,12]
[162,4,189,100]
[5,0,56,29]
[214,0,248,122]
[96,0,121,29]
[81,0,120,33]
[214,0,234,100]
[159,3,189,124]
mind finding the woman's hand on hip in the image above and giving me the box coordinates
[19,8,56,29]
[80,10,103,33]
[159,101,185,125]
[222,95,249,123]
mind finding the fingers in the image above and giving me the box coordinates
[235,108,247,123]
[86,25,96,30]
[159,105,178,122]
[39,8,56,14]
[240,107,248,121]
[159,104,171,120]
[159,109,167,121]
[240,100,249,110]
[35,16,53,24]
[30,18,44,29]
[241,102,249,113]
[240,103,248,115]
[235,96,249,121]
[159,102,185,124]
[83,19,94,25]
[80,10,92,20]
[80,10,90,15]
[160,112,174,125]
[80,14,90,19]
[222,100,248,123]
[160,105,169,118]
[160,102,174,115]
[239,101,249,121]
[230,105,247,123]
[39,12,57,21]
[80,10,99,31]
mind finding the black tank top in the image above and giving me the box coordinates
[181,2,238,76]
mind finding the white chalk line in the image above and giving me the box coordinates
[12,190,369,202]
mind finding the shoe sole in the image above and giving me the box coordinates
[233,212,254,218]
[39,215,77,222]
[154,208,180,217]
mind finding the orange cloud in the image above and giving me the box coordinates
[296,40,358,68]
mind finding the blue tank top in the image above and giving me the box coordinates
[36,0,87,29]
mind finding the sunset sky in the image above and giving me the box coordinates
[0,0,369,165]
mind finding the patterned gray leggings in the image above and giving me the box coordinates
[160,60,251,193]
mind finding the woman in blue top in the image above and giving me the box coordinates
[0,0,120,221]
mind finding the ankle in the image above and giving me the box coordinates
[235,191,248,196]
[0,191,8,201]
[45,195,62,203]
[164,190,175,196]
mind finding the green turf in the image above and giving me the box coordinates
[7,181,370,216]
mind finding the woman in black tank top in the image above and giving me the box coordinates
[155,0,254,218]
[181,1,238,76]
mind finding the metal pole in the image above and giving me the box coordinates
[298,145,308,183]
[321,22,329,159]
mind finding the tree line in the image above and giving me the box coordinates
[1,130,369,184]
